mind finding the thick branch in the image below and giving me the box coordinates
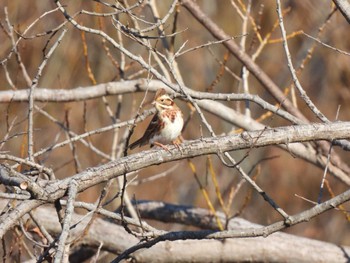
[40,121,350,198]
[4,122,350,201]
[0,80,300,125]
[2,81,348,180]
[1,122,350,238]
[0,79,301,126]
[116,197,350,262]
[3,200,349,263]
[15,201,139,255]
[133,236,350,263]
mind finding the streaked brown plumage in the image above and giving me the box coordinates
[129,89,184,150]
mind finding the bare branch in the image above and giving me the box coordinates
[179,0,307,122]
[1,2,349,261]
[332,0,350,23]
[27,29,67,161]
[1,121,350,239]
[113,189,350,261]
[53,180,78,263]
[276,0,329,123]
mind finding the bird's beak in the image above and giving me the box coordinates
[151,101,156,106]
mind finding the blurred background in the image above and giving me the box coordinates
[0,0,349,249]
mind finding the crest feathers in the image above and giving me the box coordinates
[154,88,167,99]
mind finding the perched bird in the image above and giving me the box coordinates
[129,89,184,150]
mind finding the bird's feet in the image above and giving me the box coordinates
[153,142,170,152]
[153,139,183,153]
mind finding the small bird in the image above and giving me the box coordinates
[129,89,184,150]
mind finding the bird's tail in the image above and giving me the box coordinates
[128,138,145,149]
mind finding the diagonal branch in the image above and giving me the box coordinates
[6,199,350,263]
[27,29,67,161]
[53,179,78,263]
[1,121,350,238]
[112,188,350,262]
[332,0,350,24]
[179,0,307,122]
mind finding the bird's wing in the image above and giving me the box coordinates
[129,113,160,149]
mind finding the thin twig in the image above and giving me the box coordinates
[302,32,350,56]
[27,29,67,161]
[111,188,350,262]
[317,106,341,203]
[53,179,78,263]
[275,0,329,123]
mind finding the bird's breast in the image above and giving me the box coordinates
[157,111,183,142]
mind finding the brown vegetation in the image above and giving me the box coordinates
[0,0,349,262]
